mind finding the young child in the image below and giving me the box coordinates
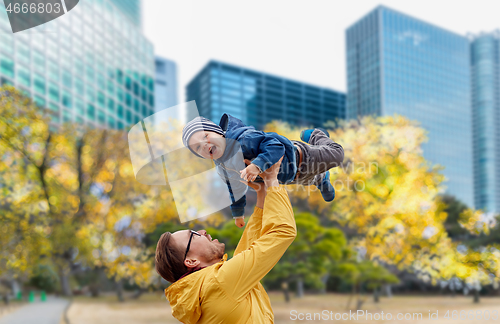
[182,114,344,227]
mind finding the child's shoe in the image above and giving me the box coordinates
[316,171,335,202]
[300,128,330,143]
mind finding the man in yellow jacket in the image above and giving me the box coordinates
[155,157,296,323]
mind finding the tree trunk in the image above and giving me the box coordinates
[356,298,364,310]
[296,278,304,298]
[346,282,356,310]
[131,288,145,300]
[116,280,124,302]
[356,284,364,310]
[11,280,20,297]
[320,274,329,294]
[89,284,100,298]
[282,282,290,303]
[373,287,380,303]
[59,269,73,297]
[474,289,480,303]
[384,284,392,298]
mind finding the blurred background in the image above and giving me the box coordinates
[0,0,499,323]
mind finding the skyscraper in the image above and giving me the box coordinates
[470,31,500,212]
[0,0,155,130]
[346,6,473,207]
[109,0,141,28]
[155,56,178,118]
[186,60,346,130]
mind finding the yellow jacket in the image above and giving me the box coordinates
[164,186,296,323]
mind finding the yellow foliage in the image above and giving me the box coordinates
[265,115,500,286]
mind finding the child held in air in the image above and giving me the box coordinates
[182,114,344,227]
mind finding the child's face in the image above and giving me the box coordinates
[188,130,226,160]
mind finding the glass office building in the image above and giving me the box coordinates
[346,6,473,207]
[470,31,500,212]
[109,0,141,28]
[186,60,346,130]
[0,0,155,129]
[155,56,178,116]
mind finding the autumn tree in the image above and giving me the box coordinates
[0,86,199,296]
[265,115,500,297]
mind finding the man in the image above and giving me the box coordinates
[155,157,296,323]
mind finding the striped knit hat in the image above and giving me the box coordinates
[182,117,225,157]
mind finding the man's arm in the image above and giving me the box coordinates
[233,181,266,256]
[216,180,296,302]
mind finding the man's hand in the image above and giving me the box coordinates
[261,156,283,189]
[240,163,261,182]
[240,159,266,208]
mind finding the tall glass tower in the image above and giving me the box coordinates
[470,31,500,212]
[346,6,473,207]
[154,56,178,116]
[0,0,155,129]
[109,0,141,28]
[187,60,346,130]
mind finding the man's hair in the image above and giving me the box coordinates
[155,232,187,283]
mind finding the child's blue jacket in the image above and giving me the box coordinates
[214,114,297,217]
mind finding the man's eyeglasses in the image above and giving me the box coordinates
[184,230,202,260]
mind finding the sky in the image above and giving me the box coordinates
[143,0,500,102]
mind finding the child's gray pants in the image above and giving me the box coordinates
[289,129,344,187]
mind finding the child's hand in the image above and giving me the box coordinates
[240,164,260,182]
[235,217,245,228]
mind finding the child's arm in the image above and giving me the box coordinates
[215,163,248,217]
[240,131,285,174]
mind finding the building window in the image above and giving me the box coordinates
[75,98,84,116]
[74,77,84,93]
[125,76,132,91]
[116,87,124,102]
[34,74,46,94]
[107,98,115,113]
[97,73,105,89]
[97,91,105,107]
[87,104,95,120]
[134,98,140,112]
[49,83,59,102]
[62,71,72,88]
[0,57,14,78]
[126,93,132,107]
[107,80,114,95]
[34,96,45,107]
[117,104,124,118]
[86,86,95,102]
[98,109,105,124]
[108,115,115,129]
[62,90,72,108]
[17,67,30,87]
[86,65,94,81]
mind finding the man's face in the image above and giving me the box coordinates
[188,130,226,160]
[171,229,225,264]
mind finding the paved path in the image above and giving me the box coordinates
[0,297,69,324]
